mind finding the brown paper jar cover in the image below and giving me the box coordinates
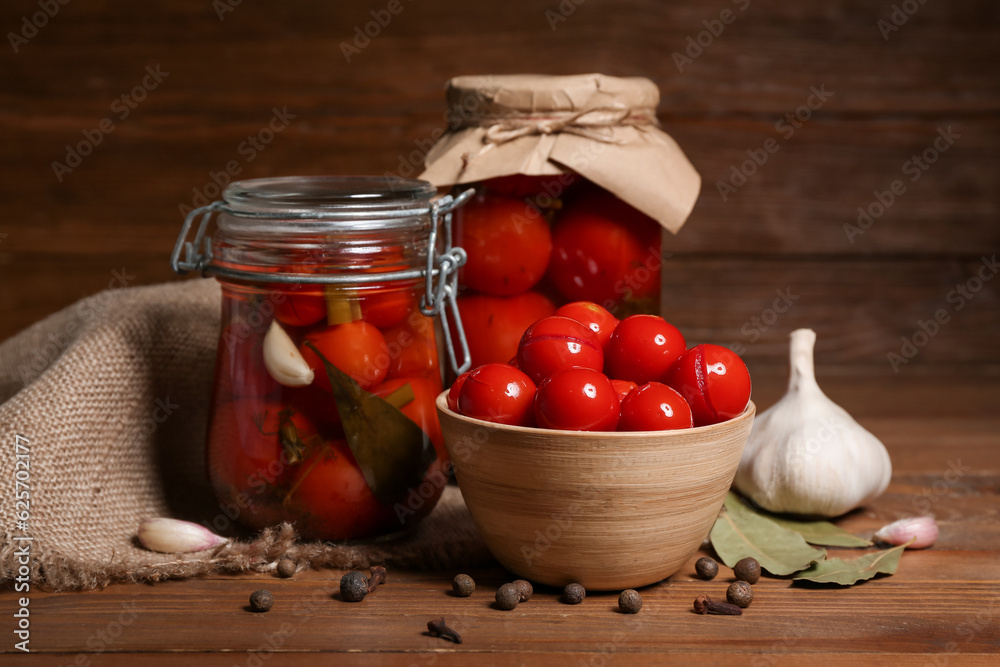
[420,73,701,234]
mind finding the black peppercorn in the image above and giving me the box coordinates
[249,589,273,612]
[727,580,754,608]
[452,574,475,597]
[340,570,369,602]
[695,556,719,580]
[276,558,296,579]
[618,589,642,614]
[733,557,761,584]
[495,583,520,610]
[513,579,533,602]
[562,583,586,605]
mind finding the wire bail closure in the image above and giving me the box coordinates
[170,188,475,375]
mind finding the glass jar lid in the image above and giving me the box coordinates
[219,176,439,231]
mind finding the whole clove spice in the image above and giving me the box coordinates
[427,617,462,644]
[367,566,387,593]
[693,595,742,616]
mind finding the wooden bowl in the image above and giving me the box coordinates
[436,394,755,590]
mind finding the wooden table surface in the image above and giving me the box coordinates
[3,369,998,665]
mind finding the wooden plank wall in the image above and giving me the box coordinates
[0,0,996,372]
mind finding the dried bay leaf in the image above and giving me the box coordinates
[791,543,908,585]
[304,342,436,507]
[764,515,873,548]
[710,492,826,576]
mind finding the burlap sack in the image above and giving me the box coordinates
[0,279,491,591]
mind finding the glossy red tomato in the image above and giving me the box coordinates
[457,363,537,426]
[516,316,604,385]
[611,379,638,404]
[555,301,620,349]
[300,320,389,391]
[547,188,662,305]
[485,173,579,200]
[447,371,471,412]
[604,315,686,385]
[374,376,444,449]
[534,368,620,431]
[456,292,556,368]
[618,382,693,431]
[667,344,752,427]
[458,193,552,295]
[360,288,415,330]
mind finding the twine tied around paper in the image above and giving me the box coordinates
[460,106,658,167]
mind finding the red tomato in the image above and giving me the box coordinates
[456,292,556,368]
[555,301,620,349]
[300,320,389,391]
[667,344,752,427]
[534,368,620,431]
[604,315,686,385]
[207,398,323,528]
[517,316,604,385]
[272,265,328,328]
[618,382,693,431]
[360,288,415,330]
[611,379,638,404]
[447,372,471,412]
[458,193,552,295]
[547,188,662,305]
[457,363,537,426]
[274,286,327,327]
[485,173,579,200]
[382,321,439,381]
[374,377,444,449]
[285,439,388,540]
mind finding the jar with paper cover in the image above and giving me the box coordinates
[420,74,701,369]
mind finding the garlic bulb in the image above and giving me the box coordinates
[137,518,228,553]
[733,329,892,517]
[263,320,314,387]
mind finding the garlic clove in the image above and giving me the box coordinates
[873,516,938,549]
[137,518,228,553]
[733,328,893,518]
[263,320,315,387]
